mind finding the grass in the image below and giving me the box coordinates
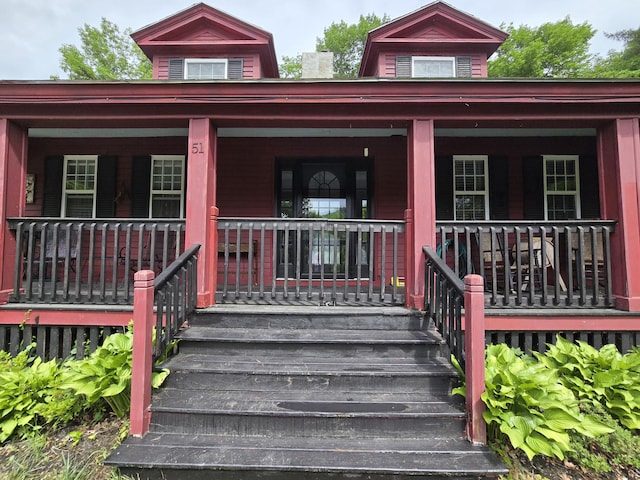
[0,417,133,480]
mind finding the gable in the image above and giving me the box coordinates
[152,17,255,43]
[359,1,507,77]
[389,18,490,41]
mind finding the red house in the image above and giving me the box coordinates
[1,1,638,337]
[1,2,639,476]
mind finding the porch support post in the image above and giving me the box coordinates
[185,118,217,308]
[406,119,436,309]
[598,119,640,311]
[0,119,27,301]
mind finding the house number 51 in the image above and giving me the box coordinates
[191,142,204,154]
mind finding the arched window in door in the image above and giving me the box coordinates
[308,170,341,197]
[304,170,347,220]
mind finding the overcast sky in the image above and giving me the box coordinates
[0,0,635,80]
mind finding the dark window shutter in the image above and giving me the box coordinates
[131,156,151,218]
[522,156,544,220]
[488,156,509,220]
[579,155,600,219]
[456,56,472,78]
[436,156,454,220]
[168,58,184,79]
[396,56,411,78]
[96,156,117,218]
[42,156,64,217]
[228,58,243,79]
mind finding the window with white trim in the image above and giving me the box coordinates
[150,155,185,218]
[412,56,456,78]
[185,59,227,80]
[453,155,489,221]
[62,155,97,218]
[544,155,580,220]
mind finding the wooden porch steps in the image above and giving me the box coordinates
[106,306,507,479]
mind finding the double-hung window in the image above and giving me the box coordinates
[544,155,580,220]
[185,59,227,80]
[61,155,97,218]
[150,155,185,218]
[453,155,489,221]
[412,56,456,78]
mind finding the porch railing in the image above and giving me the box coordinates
[152,243,199,362]
[436,221,616,308]
[216,218,405,306]
[423,245,487,444]
[424,245,465,365]
[8,218,185,304]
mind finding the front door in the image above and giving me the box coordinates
[277,158,372,278]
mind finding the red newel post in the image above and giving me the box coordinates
[464,274,487,444]
[130,270,155,437]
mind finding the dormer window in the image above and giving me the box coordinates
[185,59,228,80]
[395,55,472,78]
[412,56,455,78]
[167,58,244,80]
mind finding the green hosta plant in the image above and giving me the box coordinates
[482,343,613,461]
[0,327,170,443]
[0,347,85,442]
[536,336,640,430]
[60,328,169,418]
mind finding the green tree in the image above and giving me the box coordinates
[316,13,390,78]
[488,17,596,78]
[56,18,152,80]
[279,54,302,79]
[591,28,640,78]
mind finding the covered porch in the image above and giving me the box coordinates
[0,81,639,315]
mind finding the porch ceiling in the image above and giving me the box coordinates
[27,127,597,138]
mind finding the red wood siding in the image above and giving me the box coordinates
[155,55,260,79]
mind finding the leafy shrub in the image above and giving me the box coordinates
[60,329,168,417]
[0,347,86,442]
[535,336,640,430]
[0,327,169,443]
[482,343,613,461]
[569,403,640,473]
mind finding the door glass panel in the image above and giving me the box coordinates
[303,198,346,219]
[303,171,347,275]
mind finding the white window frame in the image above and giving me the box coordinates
[412,56,456,78]
[453,155,489,221]
[149,155,185,219]
[543,154,581,220]
[184,58,228,80]
[61,155,98,218]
